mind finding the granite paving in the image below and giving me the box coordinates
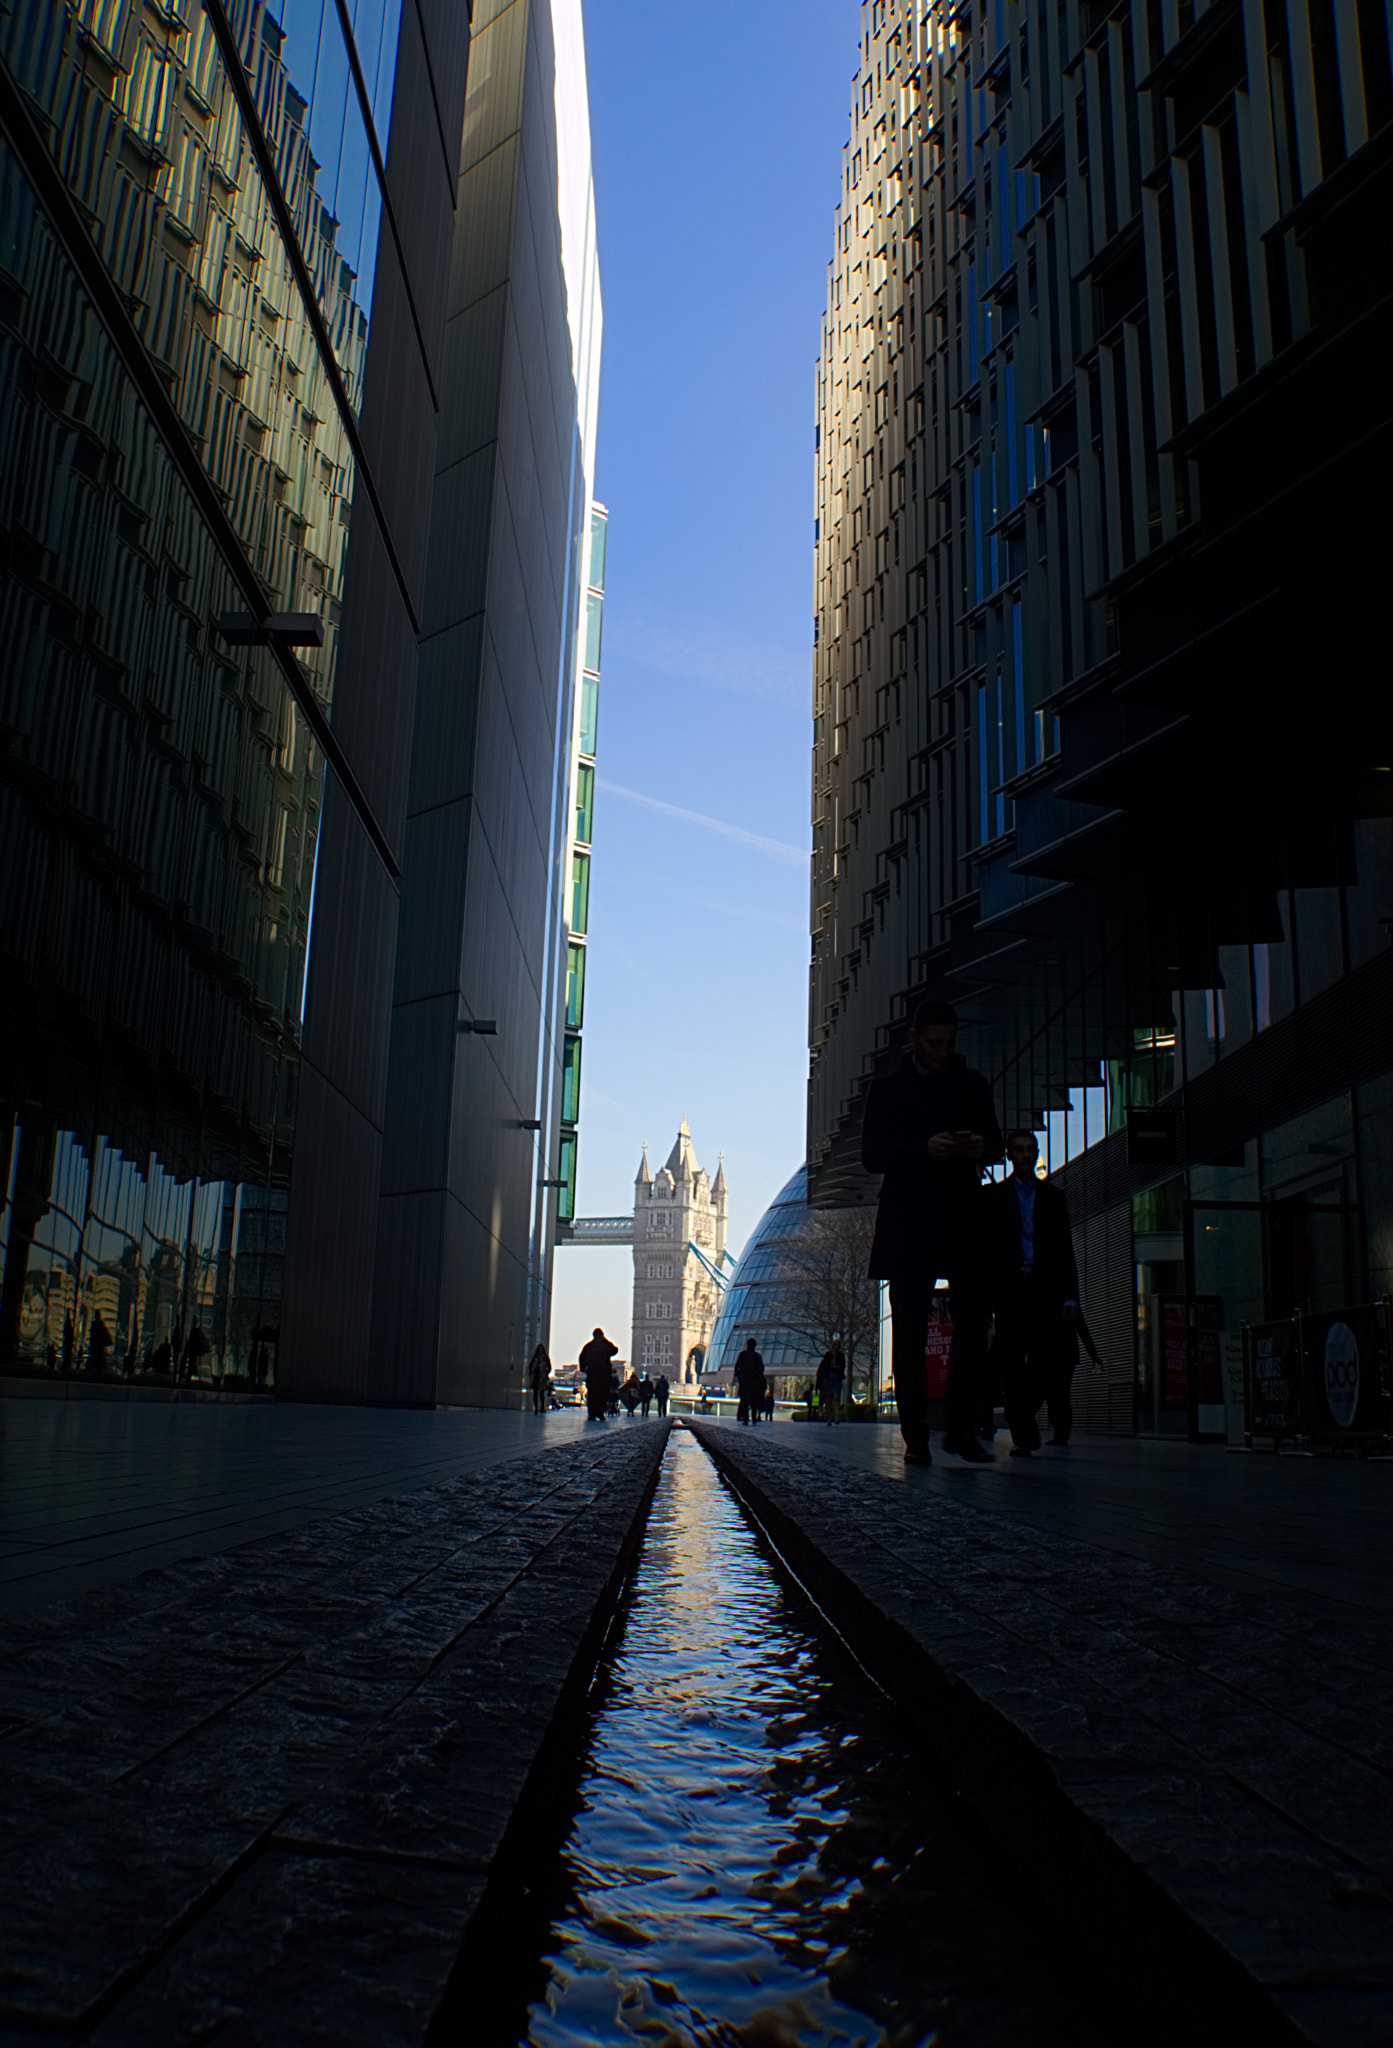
[690,1420,1393,2048]
[0,1421,670,2044]
[0,1400,591,1612]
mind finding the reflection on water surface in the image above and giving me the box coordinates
[513,1427,1121,2047]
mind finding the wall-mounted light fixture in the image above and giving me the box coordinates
[457,1019,498,1035]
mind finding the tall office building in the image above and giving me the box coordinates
[291,0,603,1407]
[0,0,601,1408]
[810,0,1391,1431]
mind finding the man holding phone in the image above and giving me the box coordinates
[861,998,1003,1465]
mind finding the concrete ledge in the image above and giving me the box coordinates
[0,1423,670,2043]
[690,1422,1393,2048]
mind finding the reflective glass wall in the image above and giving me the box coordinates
[0,0,413,1387]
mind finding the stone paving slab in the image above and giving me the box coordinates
[690,1421,1393,2048]
[0,1423,669,2043]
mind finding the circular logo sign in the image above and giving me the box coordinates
[1324,1322,1359,1429]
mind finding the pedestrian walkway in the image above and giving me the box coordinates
[692,1420,1393,2048]
[740,1420,1393,1621]
[0,1399,589,1613]
[0,1424,669,2044]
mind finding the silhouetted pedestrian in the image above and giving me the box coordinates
[580,1327,618,1421]
[621,1374,640,1416]
[862,997,1003,1467]
[654,1373,670,1416]
[992,1131,1080,1453]
[816,1342,846,1424]
[734,1338,765,1425]
[528,1343,551,1413]
[762,1381,775,1421]
[637,1371,654,1417]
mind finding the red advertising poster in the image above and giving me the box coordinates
[1163,1300,1189,1409]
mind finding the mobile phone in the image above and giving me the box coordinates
[955,1130,974,1141]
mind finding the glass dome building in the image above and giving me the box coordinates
[702,1165,828,1391]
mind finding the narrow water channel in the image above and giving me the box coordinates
[502,1427,1123,2047]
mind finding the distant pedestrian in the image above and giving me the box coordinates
[528,1343,551,1414]
[816,1341,846,1424]
[734,1338,765,1425]
[654,1373,670,1416]
[762,1380,775,1421]
[607,1367,621,1416]
[862,997,1003,1467]
[992,1131,1080,1454]
[637,1371,655,1417]
[580,1327,618,1421]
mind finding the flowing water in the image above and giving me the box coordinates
[500,1426,1124,2047]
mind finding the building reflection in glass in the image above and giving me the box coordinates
[0,0,391,1385]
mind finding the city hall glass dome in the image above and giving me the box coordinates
[703,1164,826,1384]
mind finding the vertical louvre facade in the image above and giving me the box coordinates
[810,0,1392,1427]
[0,0,469,1393]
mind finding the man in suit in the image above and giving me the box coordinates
[862,998,1003,1466]
[992,1130,1081,1453]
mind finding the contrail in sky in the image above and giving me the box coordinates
[597,780,806,866]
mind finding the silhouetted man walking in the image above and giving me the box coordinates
[862,998,1002,1466]
[734,1339,765,1425]
[992,1130,1080,1452]
[580,1327,618,1421]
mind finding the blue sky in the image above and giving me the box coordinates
[550,0,858,1363]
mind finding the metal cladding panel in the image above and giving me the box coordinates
[324,510,422,856]
[279,1061,382,1404]
[372,0,597,1406]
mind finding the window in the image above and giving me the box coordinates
[556,1134,577,1221]
[642,1331,673,1365]
[565,942,586,1028]
[578,673,598,757]
[645,1300,673,1321]
[583,591,603,673]
[588,507,608,592]
[646,1261,674,1280]
[561,1034,581,1124]
[649,1210,672,1238]
[570,851,590,935]
[574,762,593,845]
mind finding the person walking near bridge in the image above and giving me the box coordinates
[734,1338,766,1425]
[862,998,1003,1467]
[580,1327,618,1422]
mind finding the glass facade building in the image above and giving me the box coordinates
[809,0,1393,1434]
[704,1167,829,1393]
[0,0,598,1409]
[0,0,453,1385]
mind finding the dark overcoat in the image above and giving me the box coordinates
[992,1175,1081,1366]
[861,1052,1003,1278]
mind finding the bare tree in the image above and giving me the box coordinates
[777,1207,879,1402]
